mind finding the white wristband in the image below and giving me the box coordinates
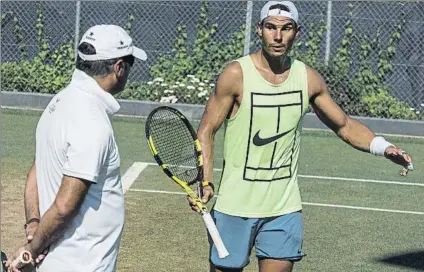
[370,136,394,156]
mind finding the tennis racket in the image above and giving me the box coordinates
[145,106,229,259]
[2,250,33,271]
[12,250,33,269]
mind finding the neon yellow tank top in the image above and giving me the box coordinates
[214,55,309,217]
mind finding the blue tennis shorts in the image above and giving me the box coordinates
[209,210,305,269]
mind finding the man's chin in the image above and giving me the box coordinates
[267,51,287,58]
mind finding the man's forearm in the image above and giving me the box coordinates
[26,204,74,256]
[25,175,89,257]
[198,131,215,183]
[337,118,376,153]
[24,163,40,221]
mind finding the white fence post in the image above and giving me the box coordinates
[243,1,253,56]
[325,1,332,66]
[74,1,81,61]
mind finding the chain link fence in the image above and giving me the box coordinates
[1,1,423,120]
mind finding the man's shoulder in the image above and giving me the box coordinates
[61,91,112,135]
[230,52,264,76]
[232,54,250,63]
[59,87,108,115]
[291,59,319,75]
[217,59,243,85]
[232,54,254,69]
[299,62,328,98]
[302,63,325,83]
[289,58,309,71]
[223,60,243,77]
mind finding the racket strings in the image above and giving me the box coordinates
[148,109,199,184]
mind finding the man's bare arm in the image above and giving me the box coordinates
[25,175,90,256]
[308,66,413,173]
[197,62,242,190]
[308,67,375,152]
[24,159,41,241]
[24,160,39,221]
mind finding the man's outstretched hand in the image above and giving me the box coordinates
[384,146,413,176]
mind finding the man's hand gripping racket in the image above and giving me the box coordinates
[145,106,229,259]
[4,250,34,272]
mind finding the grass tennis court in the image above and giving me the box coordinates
[1,108,424,271]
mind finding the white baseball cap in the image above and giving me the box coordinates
[260,1,299,24]
[78,24,147,61]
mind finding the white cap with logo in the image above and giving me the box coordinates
[78,24,147,61]
[260,1,299,24]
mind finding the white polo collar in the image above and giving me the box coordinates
[70,69,121,115]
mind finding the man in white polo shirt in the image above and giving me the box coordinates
[7,24,147,272]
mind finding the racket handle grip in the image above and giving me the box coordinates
[202,212,229,259]
[11,250,32,269]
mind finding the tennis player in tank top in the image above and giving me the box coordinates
[188,2,414,271]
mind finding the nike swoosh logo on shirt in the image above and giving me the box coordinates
[252,128,295,146]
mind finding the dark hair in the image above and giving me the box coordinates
[75,42,135,77]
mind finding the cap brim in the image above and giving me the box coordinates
[132,46,147,61]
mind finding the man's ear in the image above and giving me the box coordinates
[257,22,263,37]
[295,25,301,39]
[113,59,125,77]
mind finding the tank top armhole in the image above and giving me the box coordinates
[227,57,248,122]
[298,60,310,114]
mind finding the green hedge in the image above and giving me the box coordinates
[1,2,420,120]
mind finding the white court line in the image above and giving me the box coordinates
[302,202,424,215]
[129,188,424,215]
[139,162,424,187]
[302,127,424,139]
[298,174,424,187]
[121,162,148,194]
